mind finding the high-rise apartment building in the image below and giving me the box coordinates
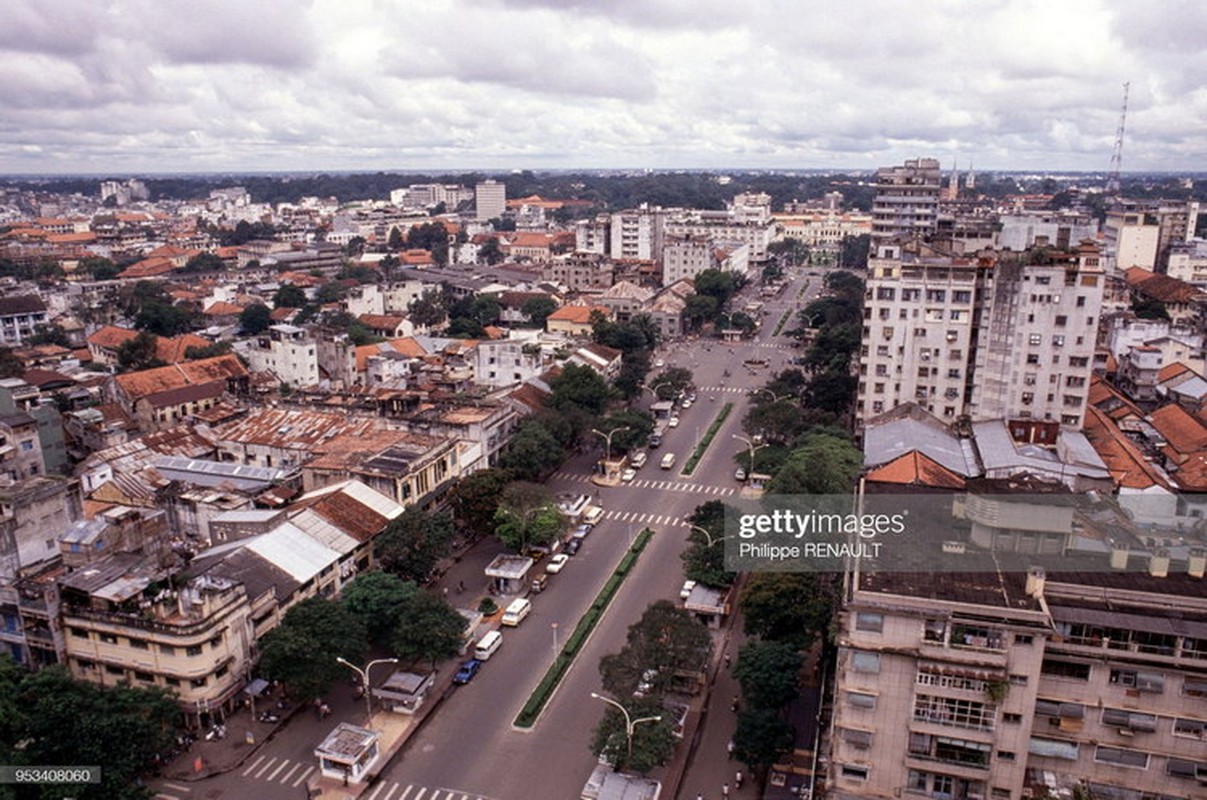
[871,158,943,242]
[831,558,1207,800]
[475,179,506,222]
[856,242,1104,429]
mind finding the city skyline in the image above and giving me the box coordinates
[1,1,1205,175]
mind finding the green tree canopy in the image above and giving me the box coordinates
[389,590,467,667]
[10,664,179,800]
[273,284,307,309]
[733,707,795,772]
[341,571,419,645]
[733,640,804,709]
[183,252,226,273]
[599,600,711,699]
[79,255,120,281]
[375,508,456,583]
[117,330,166,372]
[740,573,837,649]
[498,419,566,481]
[549,362,610,416]
[493,482,563,553]
[766,432,862,496]
[823,269,865,303]
[521,295,558,327]
[258,597,368,700]
[239,302,272,334]
[451,467,512,537]
[408,289,447,327]
[479,237,504,265]
[590,697,678,774]
[597,409,655,452]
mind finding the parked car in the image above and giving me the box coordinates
[564,538,582,556]
[654,358,665,368]
[453,659,482,685]
[667,416,680,428]
[681,398,693,409]
[546,554,569,573]
[648,433,663,448]
[571,524,592,540]
[621,468,637,482]
[531,573,549,593]
[680,579,697,599]
[735,467,747,481]
[629,452,648,468]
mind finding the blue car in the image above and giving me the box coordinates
[453,659,482,685]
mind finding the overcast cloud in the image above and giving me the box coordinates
[0,0,1202,174]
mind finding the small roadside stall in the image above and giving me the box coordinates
[313,722,380,785]
[484,553,534,596]
[372,671,435,715]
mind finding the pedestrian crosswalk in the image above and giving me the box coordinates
[238,754,317,787]
[698,385,752,394]
[550,472,736,498]
[365,781,500,800]
[603,509,683,527]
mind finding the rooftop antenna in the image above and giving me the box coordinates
[1106,81,1130,195]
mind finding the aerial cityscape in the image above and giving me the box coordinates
[2,3,1207,800]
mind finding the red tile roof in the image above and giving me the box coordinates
[1082,406,1169,490]
[865,451,966,489]
[114,354,247,401]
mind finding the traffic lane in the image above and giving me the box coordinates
[521,482,705,800]
[385,489,666,795]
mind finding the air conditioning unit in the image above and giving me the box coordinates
[1118,728,1134,737]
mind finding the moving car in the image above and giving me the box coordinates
[660,452,677,469]
[621,468,637,482]
[546,554,569,573]
[629,452,648,468]
[648,433,663,448]
[453,659,482,685]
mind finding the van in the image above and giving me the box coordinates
[582,505,604,526]
[501,598,532,627]
[630,452,647,469]
[474,630,502,660]
[660,453,677,470]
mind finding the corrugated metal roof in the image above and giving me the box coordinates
[245,523,341,582]
[288,509,361,554]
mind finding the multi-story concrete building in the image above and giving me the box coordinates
[832,558,1207,800]
[610,206,668,261]
[1166,239,1207,287]
[240,324,320,389]
[0,295,48,345]
[857,242,1104,429]
[996,212,1099,253]
[871,158,943,242]
[773,207,874,250]
[1104,208,1160,270]
[663,212,774,261]
[576,214,611,255]
[475,180,506,222]
[661,234,749,286]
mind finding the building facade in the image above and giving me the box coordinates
[871,158,943,242]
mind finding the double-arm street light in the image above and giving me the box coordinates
[592,426,631,465]
[752,387,789,404]
[687,522,727,549]
[590,692,662,768]
[732,433,769,473]
[336,656,399,728]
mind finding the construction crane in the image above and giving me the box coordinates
[1106,81,1130,195]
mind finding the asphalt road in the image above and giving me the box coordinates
[150,267,822,800]
[377,269,821,800]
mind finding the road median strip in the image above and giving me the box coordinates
[513,528,654,729]
[680,402,733,477]
[771,307,793,336]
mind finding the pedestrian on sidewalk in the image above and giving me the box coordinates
[735,770,743,788]
[727,739,735,759]
[731,695,740,712]
[458,580,465,593]
[724,650,731,668]
[722,782,730,799]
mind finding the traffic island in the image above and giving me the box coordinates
[513,528,654,729]
[681,403,733,476]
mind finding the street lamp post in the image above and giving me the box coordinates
[591,426,631,469]
[753,387,787,404]
[687,523,727,549]
[590,693,662,768]
[552,623,559,655]
[336,656,399,728]
[732,433,768,474]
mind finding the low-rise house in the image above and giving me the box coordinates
[568,343,623,380]
[301,429,459,510]
[546,304,610,337]
[87,326,214,367]
[240,324,320,389]
[0,412,45,480]
[109,354,249,433]
[0,295,48,345]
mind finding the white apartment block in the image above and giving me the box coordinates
[871,158,943,242]
[857,242,1104,429]
[576,214,611,255]
[1104,209,1160,270]
[996,212,1099,253]
[661,235,749,286]
[475,180,506,222]
[610,207,664,261]
[1167,240,1207,287]
[663,213,774,260]
[241,324,320,389]
[832,562,1207,800]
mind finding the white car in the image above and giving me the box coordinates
[621,468,637,482]
[667,416,680,428]
[679,580,697,599]
[681,398,693,409]
[546,554,570,574]
[654,359,665,368]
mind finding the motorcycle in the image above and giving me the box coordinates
[257,711,280,723]
[205,723,227,741]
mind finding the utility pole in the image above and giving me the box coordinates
[1106,81,1129,196]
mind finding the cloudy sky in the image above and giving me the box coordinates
[1,0,1203,175]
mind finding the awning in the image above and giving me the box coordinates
[244,678,270,697]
